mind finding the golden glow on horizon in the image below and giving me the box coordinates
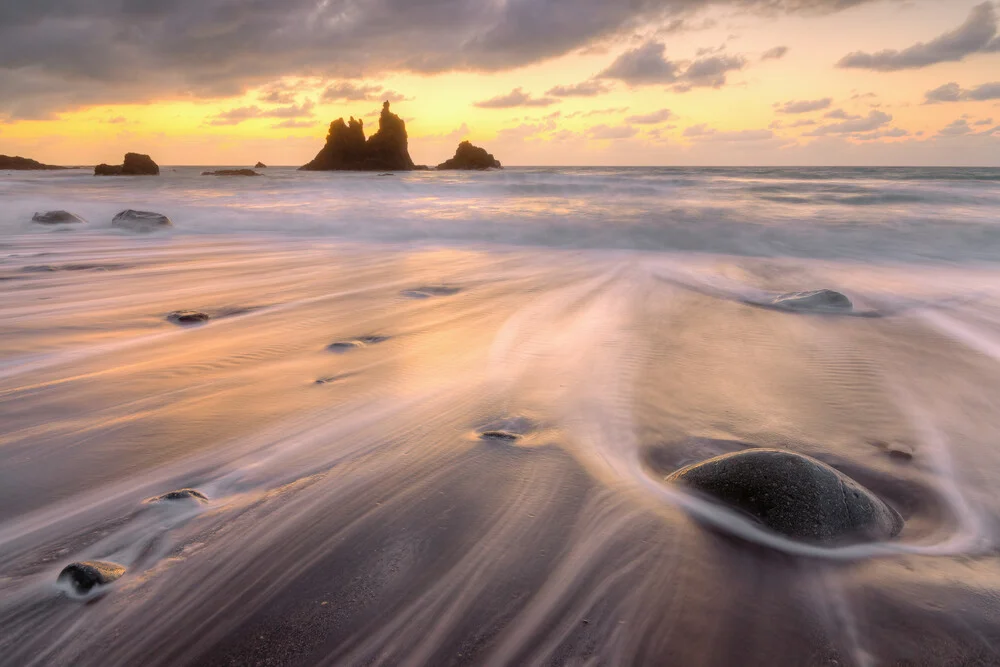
[2,0,998,166]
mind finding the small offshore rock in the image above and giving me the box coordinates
[255,162,267,168]
[668,449,903,545]
[436,141,502,170]
[32,210,86,225]
[772,290,853,313]
[95,152,159,176]
[202,169,260,176]
[167,311,210,326]
[112,209,172,232]
[58,561,126,594]
[147,488,208,504]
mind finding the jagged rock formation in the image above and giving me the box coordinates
[437,141,502,170]
[300,101,415,171]
[202,169,260,176]
[0,155,66,170]
[255,162,267,168]
[95,152,159,176]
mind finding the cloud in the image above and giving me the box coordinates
[587,124,638,140]
[938,119,973,136]
[837,2,999,72]
[975,117,994,125]
[681,54,746,88]
[105,116,127,124]
[824,109,861,120]
[805,110,893,135]
[209,100,315,125]
[683,124,774,141]
[625,108,675,124]
[925,81,1000,103]
[546,80,612,97]
[271,119,318,129]
[599,41,680,85]
[777,98,832,114]
[761,46,789,60]
[565,106,630,118]
[474,87,558,108]
[322,82,407,103]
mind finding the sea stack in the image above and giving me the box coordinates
[95,152,159,176]
[255,162,267,168]
[437,141,502,170]
[300,101,415,171]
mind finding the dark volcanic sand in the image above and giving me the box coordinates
[0,237,999,666]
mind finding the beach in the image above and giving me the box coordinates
[2,167,1000,665]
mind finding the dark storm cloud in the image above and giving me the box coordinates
[0,0,881,119]
[925,81,1000,103]
[837,2,999,72]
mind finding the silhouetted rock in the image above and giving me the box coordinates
[0,155,67,170]
[95,152,159,176]
[668,449,903,545]
[58,561,126,594]
[167,310,210,325]
[255,162,267,168]
[112,209,172,231]
[300,101,415,171]
[437,141,502,170]
[32,210,86,224]
[772,290,853,313]
[202,169,260,176]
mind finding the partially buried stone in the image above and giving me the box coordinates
[58,561,126,594]
[772,290,853,313]
[32,210,86,224]
[112,209,172,232]
[667,449,903,545]
[167,311,210,326]
[148,488,209,503]
[480,430,520,442]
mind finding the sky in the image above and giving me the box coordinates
[1,0,999,166]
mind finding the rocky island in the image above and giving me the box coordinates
[301,101,415,171]
[95,152,159,176]
[0,155,67,170]
[437,141,502,170]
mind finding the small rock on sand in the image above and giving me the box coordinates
[147,488,209,504]
[32,211,86,225]
[58,561,126,594]
[772,290,853,313]
[112,209,172,232]
[167,311,210,326]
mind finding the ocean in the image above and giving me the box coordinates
[1,166,1000,666]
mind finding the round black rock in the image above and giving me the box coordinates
[772,290,853,313]
[167,311,210,326]
[112,209,172,232]
[58,561,126,594]
[32,210,86,225]
[667,449,903,545]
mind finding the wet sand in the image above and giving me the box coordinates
[1,234,1000,666]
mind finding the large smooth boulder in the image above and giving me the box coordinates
[437,141,502,170]
[772,290,853,313]
[300,101,415,171]
[0,155,67,170]
[32,210,86,224]
[58,561,126,594]
[668,449,903,545]
[95,152,159,176]
[112,209,172,232]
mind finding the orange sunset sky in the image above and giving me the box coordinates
[2,0,999,166]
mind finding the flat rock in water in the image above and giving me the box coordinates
[167,310,210,325]
[32,210,86,225]
[772,290,853,313]
[147,488,208,504]
[112,209,172,232]
[58,561,126,594]
[668,449,903,545]
[202,169,260,176]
